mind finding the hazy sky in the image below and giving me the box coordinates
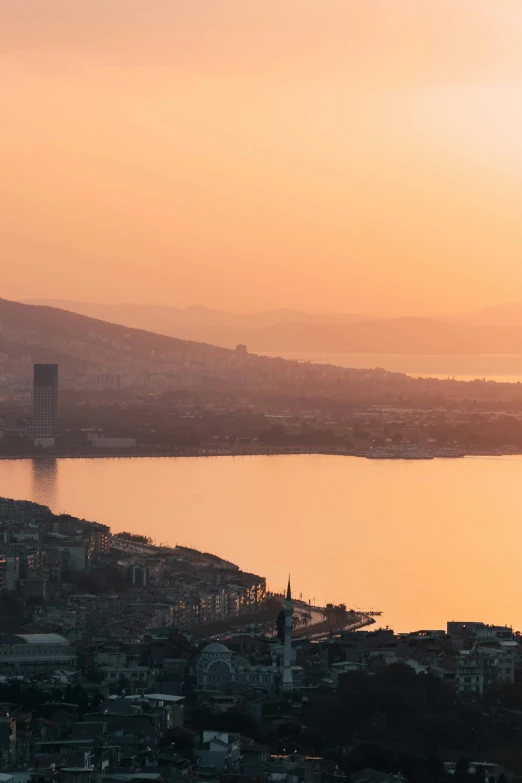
[3,1,522,315]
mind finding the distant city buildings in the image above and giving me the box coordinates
[92,436,136,449]
[235,344,248,366]
[130,563,148,588]
[96,373,121,390]
[196,641,276,693]
[32,363,59,444]
[0,496,269,637]
[456,643,516,695]
[0,489,520,783]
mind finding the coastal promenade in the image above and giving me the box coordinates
[112,538,363,639]
[269,593,374,639]
[0,445,515,460]
[294,608,376,640]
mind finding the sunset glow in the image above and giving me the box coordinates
[3,1,522,314]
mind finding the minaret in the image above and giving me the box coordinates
[282,576,293,692]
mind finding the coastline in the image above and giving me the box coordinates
[0,446,517,461]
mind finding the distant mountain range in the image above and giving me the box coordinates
[451,303,522,327]
[21,299,522,354]
[23,300,366,330]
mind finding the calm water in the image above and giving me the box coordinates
[263,352,522,382]
[1,455,521,632]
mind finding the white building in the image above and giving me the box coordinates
[100,665,152,687]
[195,731,242,774]
[97,374,121,390]
[0,633,76,677]
[92,437,136,449]
[456,642,516,695]
[235,345,248,366]
[33,438,55,448]
[196,642,275,693]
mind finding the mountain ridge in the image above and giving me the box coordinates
[23,299,368,331]
[15,297,522,355]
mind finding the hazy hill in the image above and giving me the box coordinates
[457,303,522,327]
[0,297,233,361]
[15,297,522,355]
[24,299,367,332]
[163,317,522,354]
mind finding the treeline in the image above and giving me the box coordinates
[186,664,522,780]
[114,531,152,544]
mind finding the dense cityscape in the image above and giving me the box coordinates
[0,494,520,783]
[6,3,522,783]
[0,325,519,780]
[3,300,522,460]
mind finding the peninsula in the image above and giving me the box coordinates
[0,495,362,639]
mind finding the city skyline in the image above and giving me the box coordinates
[2,4,522,779]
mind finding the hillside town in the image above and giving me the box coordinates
[0,497,519,783]
[6,3,522,783]
[0,497,272,635]
[4,299,522,459]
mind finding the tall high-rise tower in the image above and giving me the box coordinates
[33,364,59,440]
[281,576,294,692]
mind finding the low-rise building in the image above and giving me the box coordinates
[195,731,241,774]
[0,633,76,677]
[5,555,19,592]
[90,525,110,555]
[100,665,152,687]
[456,642,516,695]
[92,438,136,449]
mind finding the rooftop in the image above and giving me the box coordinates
[143,693,184,703]
[2,633,69,645]
[203,642,230,653]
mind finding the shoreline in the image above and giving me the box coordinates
[0,447,518,461]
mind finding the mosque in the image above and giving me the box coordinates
[196,577,294,694]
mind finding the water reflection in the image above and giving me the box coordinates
[1,454,521,631]
[31,458,58,509]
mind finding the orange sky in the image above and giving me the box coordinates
[3,1,522,315]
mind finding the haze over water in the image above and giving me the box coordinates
[1,454,521,632]
[264,353,522,383]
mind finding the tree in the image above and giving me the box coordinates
[115,531,152,544]
[159,727,195,754]
[216,708,260,740]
